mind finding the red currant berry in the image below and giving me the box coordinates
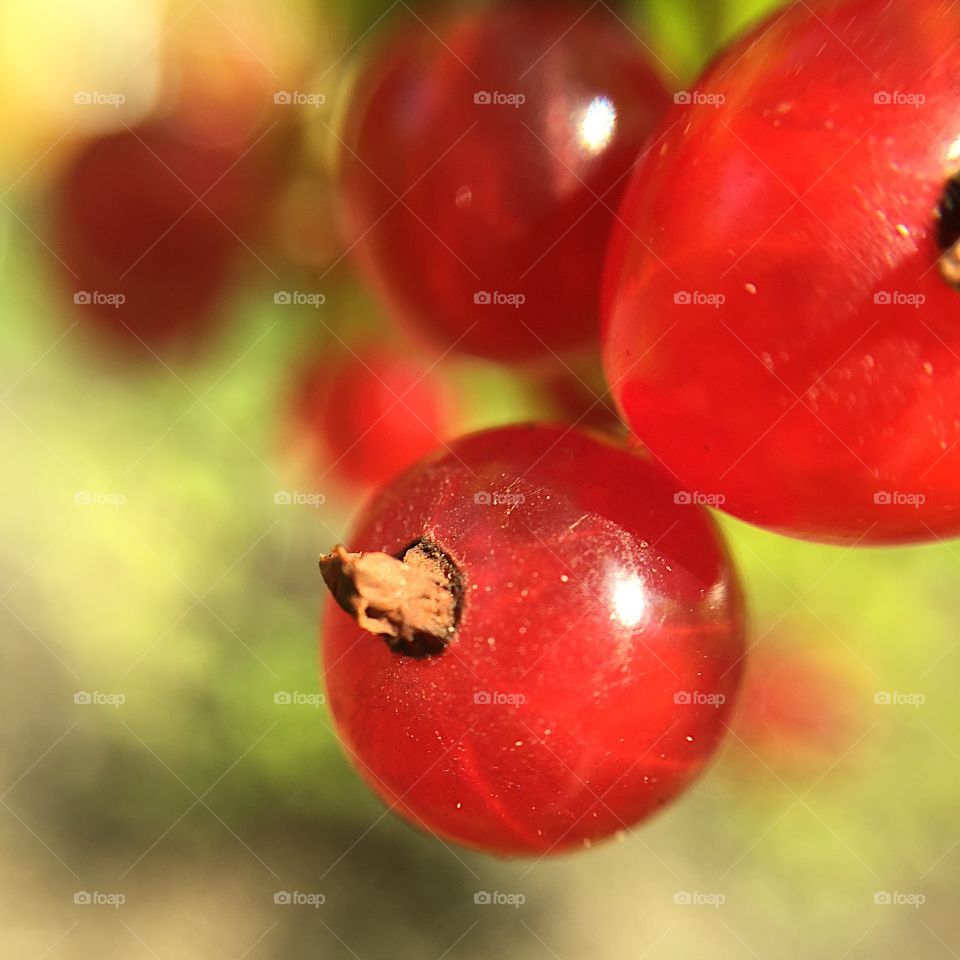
[730,640,865,779]
[340,4,670,362]
[320,424,744,856]
[287,347,452,489]
[603,0,960,544]
[55,122,277,354]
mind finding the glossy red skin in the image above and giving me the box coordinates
[289,349,450,488]
[323,425,745,856]
[340,4,670,362]
[603,0,960,544]
[55,123,276,352]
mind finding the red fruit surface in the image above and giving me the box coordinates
[603,0,960,544]
[322,424,745,856]
[55,123,276,352]
[340,3,670,362]
[289,348,450,488]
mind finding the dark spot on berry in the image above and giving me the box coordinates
[936,173,960,252]
[393,536,465,658]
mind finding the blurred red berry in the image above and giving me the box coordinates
[288,347,451,488]
[730,643,865,777]
[340,2,670,361]
[54,121,281,354]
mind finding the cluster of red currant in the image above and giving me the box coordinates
[54,0,958,857]
[319,0,960,858]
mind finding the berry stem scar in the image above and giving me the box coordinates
[319,539,463,657]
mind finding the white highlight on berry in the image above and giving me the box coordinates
[579,96,616,153]
[612,573,646,627]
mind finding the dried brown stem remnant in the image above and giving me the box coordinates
[939,241,960,287]
[319,540,461,657]
[937,174,960,287]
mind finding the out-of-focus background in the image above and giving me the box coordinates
[1,0,958,956]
